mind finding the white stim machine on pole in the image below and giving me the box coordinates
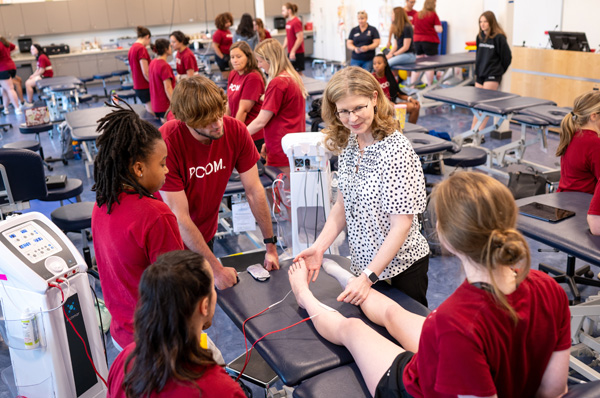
[0,212,107,397]
[282,132,335,257]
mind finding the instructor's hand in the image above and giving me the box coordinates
[214,266,238,290]
[293,246,324,283]
[337,273,371,306]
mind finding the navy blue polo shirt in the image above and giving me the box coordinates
[348,25,380,61]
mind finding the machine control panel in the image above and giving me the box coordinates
[3,222,61,263]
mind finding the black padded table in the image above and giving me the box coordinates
[518,105,572,126]
[475,96,555,115]
[217,255,430,386]
[392,52,475,72]
[302,76,328,97]
[515,192,600,267]
[404,132,454,156]
[65,104,154,130]
[36,76,82,90]
[315,121,429,135]
[423,86,519,108]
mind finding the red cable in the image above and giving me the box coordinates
[50,281,108,388]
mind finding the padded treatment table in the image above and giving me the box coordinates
[293,363,369,398]
[37,76,85,122]
[36,76,83,90]
[217,255,430,386]
[67,105,155,178]
[404,132,454,156]
[315,121,428,134]
[302,76,328,97]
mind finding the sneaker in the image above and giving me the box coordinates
[2,108,8,115]
[14,108,22,115]
[21,102,34,109]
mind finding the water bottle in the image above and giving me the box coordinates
[72,140,81,160]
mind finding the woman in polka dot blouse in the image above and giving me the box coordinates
[293,66,430,306]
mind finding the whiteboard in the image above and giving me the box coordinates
[512,0,563,48]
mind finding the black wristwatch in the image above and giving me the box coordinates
[263,236,278,245]
[362,268,378,284]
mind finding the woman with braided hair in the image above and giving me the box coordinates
[91,102,184,351]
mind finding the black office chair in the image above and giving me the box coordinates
[0,148,94,266]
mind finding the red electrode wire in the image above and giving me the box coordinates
[50,280,108,388]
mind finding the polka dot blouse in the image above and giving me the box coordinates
[338,130,429,279]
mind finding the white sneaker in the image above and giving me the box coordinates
[2,108,8,115]
[14,108,22,115]
[21,102,34,109]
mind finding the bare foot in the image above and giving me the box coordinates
[289,259,312,309]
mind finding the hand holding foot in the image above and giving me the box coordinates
[289,258,312,309]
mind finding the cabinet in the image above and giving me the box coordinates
[229,0,254,16]
[77,55,99,78]
[46,1,72,34]
[87,0,110,31]
[96,53,120,75]
[0,5,26,40]
[144,0,178,26]
[265,0,309,17]
[21,3,49,36]
[178,0,200,24]
[68,0,92,33]
[52,57,81,77]
[124,0,146,28]
[105,0,128,29]
[210,0,230,18]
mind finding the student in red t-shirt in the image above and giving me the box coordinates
[404,0,417,23]
[212,12,234,79]
[91,103,184,351]
[227,41,266,152]
[128,26,153,114]
[289,172,570,398]
[107,250,246,398]
[281,2,305,74]
[21,44,53,107]
[254,18,272,42]
[372,54,420,124]
[0,36,21,115]
[557,91,600,235]
[148,39,175,122]
[411,0,442,86]
[159,76,279,290]
[170,30,198,80]
[247,39,307,173]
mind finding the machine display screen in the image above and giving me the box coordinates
[2,221,61,264]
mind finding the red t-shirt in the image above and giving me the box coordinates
[37,54,53,78]
[176,47,198,76]
[403,270,571,398]
[558,129,600,215]
[261,73,306,167]
[373,74,391,100]
[0,42,16,72]
[108,343,246,398]
[148,58,176,113]
[263,30,272,41]
[285,17,305,54]
[159,117,259,241]
[91,193,183,348]
[413,11,441,43]
[406,9,418,24]
[128,42,151,90]
[213,29,233,55]
[227,70,265,142]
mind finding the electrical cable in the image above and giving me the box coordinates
[51,281,108,388]
[303,168,309,247]
[88,283,107,363]
[168,0,176,34]
[318,169,332,255]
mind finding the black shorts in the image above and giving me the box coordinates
[475,75,502,85]
[215,54,231,71]
[414,41,439,56]
[134,88,151,104]
[0,69,17,80]
[155,111,166,119]
[374,351,415,398]
[390,254,429,307]
[290,52,305,72]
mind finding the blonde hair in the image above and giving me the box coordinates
[391,7,411,39]
[254,39,307,98]
[418,0,436,19]
[357,11,368,19]
[170,76,227,127]
[321,66,399,153]
[556,90,600,157]
[255,18,268,41]
[433,172,531,324]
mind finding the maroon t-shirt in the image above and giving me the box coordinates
[413,11,441,43]
[128,42,151,90]
[261,73,306,167]
[263,30,272,41]
[148,58,176,113]
[159,117,259,241]
[37,54,53,78]
[403,270,571,397]
[285,17,305,54]
[406,9,418,24]
[108,343,246,398]
[91,193,183,348]
[213,29,233,55]
[373,74,391,100]
[558,129,600,215]
[227,69,265,141]
[0,42,16,72]
[175,47,198,76]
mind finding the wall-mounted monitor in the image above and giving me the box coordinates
[549,31,590,52]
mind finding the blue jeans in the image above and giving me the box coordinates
[350,58,373,72]
[388,52,416,68]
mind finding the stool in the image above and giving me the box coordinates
[113,89,137,104]
[79,76,95,93]
[111,70,130,85]
[18,123,57,166]
[2,139,53,171]
[120,82,134,90]
[79,93,94,105]
[40,177,84,206]
[93,73,114,97]
[443,147,488,168]
[51,201,94,267]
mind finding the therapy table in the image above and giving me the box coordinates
[217,255,430,389]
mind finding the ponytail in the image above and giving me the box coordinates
[556,91,600,157]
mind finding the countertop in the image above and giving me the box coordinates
[12,47,129,63]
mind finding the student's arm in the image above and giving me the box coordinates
[185,69,195,77]
[160,190,238,289]
[534,348,569,398]
[347,39,359,53]
[361,38,380,52]
[212,41,224,58]
[246,109,274,136]
[234,99,256,124]
[239,165,279,270]
[290,31,303,60]
[226,103,232,116]
[498,35,512,73]
[140,59,150,82]
[163,78,174,101]
[390,38,412,57]
[282,37,288,51]
[387,39,398,59]
[434,25,443,33]
[589,214,600,235]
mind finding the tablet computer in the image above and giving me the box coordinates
[519,202,575,223]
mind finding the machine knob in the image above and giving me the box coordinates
[45,256,67,274]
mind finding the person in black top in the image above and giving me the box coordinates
[386,7,416,68]
[472,11,512,130]
[346,11,380,71]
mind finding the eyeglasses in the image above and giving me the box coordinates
[335,103,370,120]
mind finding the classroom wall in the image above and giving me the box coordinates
[562,0,600,52]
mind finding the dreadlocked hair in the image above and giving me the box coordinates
[92,102,163,214]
